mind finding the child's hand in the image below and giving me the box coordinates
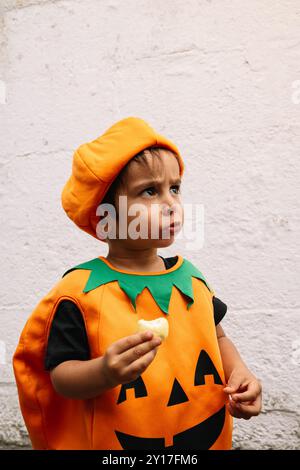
[223,367,262,420]
[101,330,162,388]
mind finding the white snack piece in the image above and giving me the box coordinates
[137,317,169,340]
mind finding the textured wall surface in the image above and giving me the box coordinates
[0,0,299,450]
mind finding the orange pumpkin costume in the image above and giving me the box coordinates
[13,117,233,449]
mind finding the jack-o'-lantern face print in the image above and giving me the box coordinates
[12,255,233,450]
[115,349,226,449]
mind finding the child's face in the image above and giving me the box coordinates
[105,149,184,249]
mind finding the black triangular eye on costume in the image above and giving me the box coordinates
[117,376,147,404]
[194,350,223,385]
[167,378,189,407]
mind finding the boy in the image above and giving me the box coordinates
[13,117,262,449]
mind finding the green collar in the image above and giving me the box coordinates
[62,256,212,315]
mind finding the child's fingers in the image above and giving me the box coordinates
[111,331,154,355]
[228,400,243,419]
[223,379,242,394]
[231,381,261,403]
[123,347,159,378]
[229,396,262,419]
[234,402,261,418]
[119,335,162,366]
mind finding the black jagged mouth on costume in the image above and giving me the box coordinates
[115,405,226,450]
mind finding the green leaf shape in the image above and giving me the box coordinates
[62,257,213,315]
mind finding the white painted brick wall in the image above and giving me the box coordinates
[0,0,299,449]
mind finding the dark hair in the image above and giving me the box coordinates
[101,146,175,214]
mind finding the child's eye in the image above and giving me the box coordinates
[141,185,181,197]
[141,187,156,196]
[171,185,181,194]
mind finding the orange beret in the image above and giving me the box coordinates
[61,116,184,240]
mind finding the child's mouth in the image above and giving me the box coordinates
[161,221,182,235]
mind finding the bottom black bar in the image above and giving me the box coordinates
[0,449,298,466]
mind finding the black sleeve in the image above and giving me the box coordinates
[212,296,227,326]
[44,299,91,371]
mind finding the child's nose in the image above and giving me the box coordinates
[160,192,176,211]
[161,202,174,217]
